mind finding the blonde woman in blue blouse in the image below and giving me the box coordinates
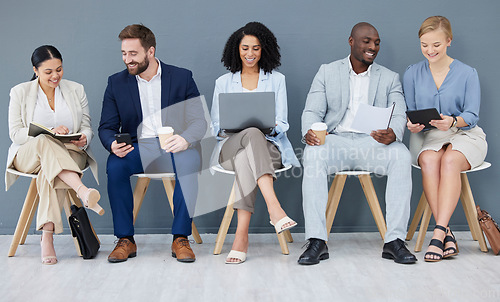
[404,16,487,262]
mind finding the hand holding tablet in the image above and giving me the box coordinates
[406,108,442,130]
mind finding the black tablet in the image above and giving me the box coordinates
[406,108,442,130]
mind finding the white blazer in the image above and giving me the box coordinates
[6,79,98,190]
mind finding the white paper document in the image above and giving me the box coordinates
[350,103,395,134]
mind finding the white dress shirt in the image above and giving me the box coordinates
[335,56,372,133]
[137,58,162,138]
[33,85,74,133]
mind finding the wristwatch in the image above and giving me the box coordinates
[450,116,458,128]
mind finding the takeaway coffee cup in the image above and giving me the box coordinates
[158,127,174,149]
[311,122,327,145]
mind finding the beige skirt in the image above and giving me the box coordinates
[419,126,487,169]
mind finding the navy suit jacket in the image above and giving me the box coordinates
[98,61,205,153]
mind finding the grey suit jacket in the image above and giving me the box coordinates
[301,57,406,142]
[6,79,98,190]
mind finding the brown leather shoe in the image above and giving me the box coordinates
[108,238,137,263]
[171,237,196,262]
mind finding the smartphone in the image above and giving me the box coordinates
[114,133,133,146]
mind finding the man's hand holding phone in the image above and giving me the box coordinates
[112,133,134,158]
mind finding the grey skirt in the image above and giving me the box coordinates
[419,126,487,169]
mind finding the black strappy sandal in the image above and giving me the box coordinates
[443,227,459,258]
[424,225,447,262]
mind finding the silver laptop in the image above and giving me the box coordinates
[219,92,275,134]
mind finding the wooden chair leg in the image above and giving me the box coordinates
[460,181,478,241]
[415,202,432,252]
[460,174,488,252]
[162,177,202,244]
[20,195,39,245]
[133,177,151,224]
[162,177,175,211]
[406,192,427,241]
[283,229,293,243]
[8,179,38,257]
[325,174,347,237]
[213,181,236,255]
[359,174,387,240]
[459,174,482,242]
[190,223,202,244]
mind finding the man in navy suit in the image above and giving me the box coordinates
[99,24,206,263]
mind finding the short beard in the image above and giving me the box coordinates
[361,59,374,66]
[126,56,149,75]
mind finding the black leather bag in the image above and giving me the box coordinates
[69,205,100,259]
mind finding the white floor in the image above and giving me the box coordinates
[1,232,500,302]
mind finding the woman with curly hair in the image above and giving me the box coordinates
[211,22,300,264]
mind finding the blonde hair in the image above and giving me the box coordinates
[418,16,453,40]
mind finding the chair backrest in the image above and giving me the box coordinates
[409,132,425,166]
[7,167,90,179]
[336,170,371,176]
[132,173,176,179]
[6,168,38,179]
[467,161,491,173]
[212,164,292,175]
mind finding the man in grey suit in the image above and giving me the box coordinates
[299,22,416,265]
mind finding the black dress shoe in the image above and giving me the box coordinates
[298,238,329,265]
[382,238,417,264]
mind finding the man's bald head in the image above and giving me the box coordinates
[350,22,378,39]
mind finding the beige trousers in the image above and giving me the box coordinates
[219,128,282,213]
[13,135,87,234]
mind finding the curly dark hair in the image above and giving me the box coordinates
[221,22,281,74]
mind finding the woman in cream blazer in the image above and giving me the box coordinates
[7,45,100,264]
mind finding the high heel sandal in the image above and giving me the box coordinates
[443,227,459,258]
[424,225,446,262]
[76,185,104,215]
[41,230,57,265]
[270,216,297,234]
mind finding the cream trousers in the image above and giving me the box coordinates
[219,128,282,213]
[13,135,86,234]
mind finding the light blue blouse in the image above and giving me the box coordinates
[403,59,480,130]
[210,69,300,168]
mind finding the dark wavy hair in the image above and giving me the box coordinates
[221,22,281,74]
[30,45,63,80]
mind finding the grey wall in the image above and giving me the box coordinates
[1,0,498,236]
